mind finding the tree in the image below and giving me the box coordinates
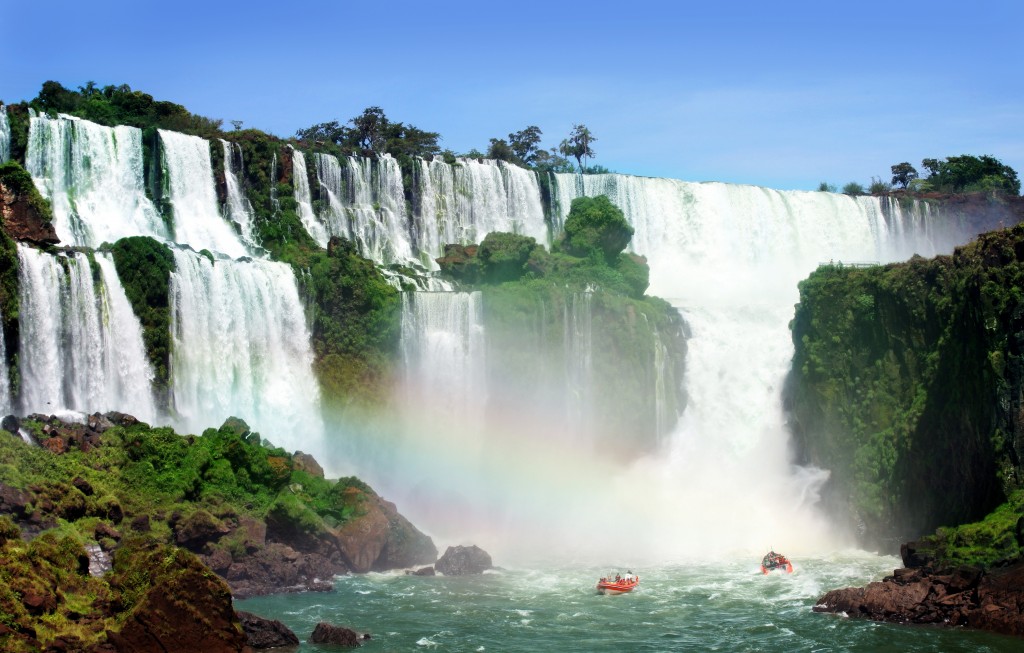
[890,162,918,189]
[921,154,1020,195]
[486,138,515,162]
[817,182,838,193]
[351,106,388,153]
[559,124,597,173]
[508,126,542,164]
[843,182,865,196]
[561,195,633,263]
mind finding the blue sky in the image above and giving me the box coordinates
[2,0,1021,191]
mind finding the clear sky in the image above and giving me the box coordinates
[2,0,1021,191]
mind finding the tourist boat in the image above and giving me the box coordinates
[596,573,639,594]
[760,551,793,574]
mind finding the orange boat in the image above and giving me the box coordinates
[760,551,793,574]
[596,573,639,594]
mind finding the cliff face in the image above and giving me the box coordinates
[786,219,1024,551]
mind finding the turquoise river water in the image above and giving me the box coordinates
[236,552,1020,652]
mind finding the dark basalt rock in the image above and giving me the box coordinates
[309,622,364,647]
[814,560,1024,637]
[434,545,492,576]
[237,610,299,649]
[407,566,435,576]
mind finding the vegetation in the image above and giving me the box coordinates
[107,237,176,400]
[842,181,865,196]
[921,155,1020,196]
[891,162,918,189]
[788,224,1024,552]
[559,124,597,173]
[559,195,634,264]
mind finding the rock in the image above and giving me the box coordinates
[332,491,437,573]
[407,566,435,576]
[309,622,361,647]
[435,545,492,576]
[105,545,250,653]
[72,476,94,496]
[1,414,19,434]
[815,559,1024,637]
[236,611,299,649]
[292,452,324,478]
[174,509,230,551]
[0,483,32,518]
[129,515,150,533]
[0,173,60,247]
[220,542,340,599]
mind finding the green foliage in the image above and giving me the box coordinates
[817,182,838,193]
[295,106,441,162]
[921,154,1020,196]
[558,124,597,173]
[868,176,891,194]
[560,195,634,263]
[0,160,53,224]
[890,162,918,189]
[919,490,1024,568]
[476,232,541,283]
[297,237,402,406]
[486,137,515,162]
[842,181,865,196]
[508,126,543,165]
[789,225,1024,548]
[30,80,224,138]
[107,236,175,399]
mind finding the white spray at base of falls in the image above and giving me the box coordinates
[26,112,170,247]
[15,245,157,421]
[158,129,249,258]
[0,104,10,164]
[168,248,323,455]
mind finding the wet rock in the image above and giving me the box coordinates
[435,545,492,576]
[129,515,150,533]
[237,611,299,649]
[309,622,361,647]
[174,509,230,551]
[407,566,435,576]
[1,414,19,434]
[292,452,324,479]
[332,492,436,573]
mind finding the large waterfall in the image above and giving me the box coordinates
[168,248,323,455]
[26,113,170,247]
[16,245,157,421]
[291,148,328,247]
[412,158,547,261]
[0,306,10,415]
[0,104,10,163]
[158,129,249,258]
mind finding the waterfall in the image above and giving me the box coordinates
[292,148,328,247]
[26,113,169,246]
[220,139,258,248]
[16,245,157,421]
[168,248,323,454]
[0,104,10,163]
[158,129,248,258]
[564,289,594,446]
[547,172,1003,558]
[0,303,10,415]
[413,158,547,258]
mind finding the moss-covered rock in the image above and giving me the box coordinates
[786,223,1024,551]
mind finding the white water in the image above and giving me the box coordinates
[158,129,248,258]
[0,301,10,415]
[220,139,258,249]
[0,104,10,163]
[168,248,323,455]
[26,113,169,247]
[292,149,328,247]
[412,158,547,260]
[16,245,157,421]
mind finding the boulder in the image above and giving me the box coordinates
[174,509,230,551]
[292,452,324,478]
[332,491,437,573]
[435,545,492,576]
[309,622,362,647]
[0,172,59,247]
[407,566,436,576]
[236,611,299,649]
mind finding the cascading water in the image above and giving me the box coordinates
[158,129,249,258]
[412,158,547,259]
[0,304,10,415]
[168,248,323,456]
[543,173,1008,561]
[220,139,258,249]
[26,112,170,246]
[292,148,328,247]
[0,104,10,163]
[16,245,157,421]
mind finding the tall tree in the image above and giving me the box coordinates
[351,106,388,153]
[922,155,1020,195]
[508,126,542,164]
[559,124,597,173]
[890,162,918,189]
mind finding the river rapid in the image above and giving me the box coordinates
[236,553,1019,652]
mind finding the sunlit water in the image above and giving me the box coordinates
[236,555,1019,652]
